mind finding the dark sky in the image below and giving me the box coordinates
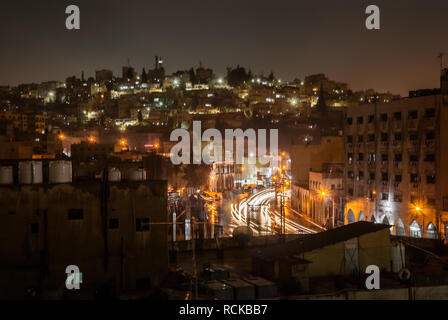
[1,0,447,95]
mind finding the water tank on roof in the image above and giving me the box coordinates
[108,167,121,182]
[49,161,72,184]
[19,161,43,184]
[128,168,146,181]
[0,166,13,185]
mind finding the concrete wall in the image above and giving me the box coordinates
[0,180,167,299]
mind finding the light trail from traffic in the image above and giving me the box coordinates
[229,188,320,235]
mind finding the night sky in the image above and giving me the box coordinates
[1,0,447,96]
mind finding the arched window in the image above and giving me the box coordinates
[427,223,438,239]
[358,211,365,221]
[410,220,421,238]
[395,218,406,236]
[347,209,355,224]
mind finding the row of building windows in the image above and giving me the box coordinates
[348,153,435,163]
[346,108,436,125]
[347,189,436,206]
[347,131,435,143]
[347,171,436,184]
[67,209,150,232]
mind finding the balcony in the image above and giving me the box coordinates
[425,118,436,129]
[393,120,402,131]
[424,140,435,151]
[407,119,418,131]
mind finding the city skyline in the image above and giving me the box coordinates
[1,0,448,95]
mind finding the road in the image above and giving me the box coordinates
[229,188,325,235]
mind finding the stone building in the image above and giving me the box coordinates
[0,178,168,299]
[343,94,448,239]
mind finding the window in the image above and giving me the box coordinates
[410,154,418,162]
[68,209,84,220]
[394,133,402,141]
[382,193,389,200]
[427,198,436,206]
[368,153,376,162]
[348,171,354,179]
[109,218,119,229]
[410,174,418,183]
[380,113,388,122]
[426,131,435,140]
[368,115,375,123]
[358,171,364,179]
[382,172,388,181]
[347,135,353,143]
[409,133,418,141]
[395,175,402,182]
[357,116,363,124]
[394,154,402,162]
[394,112,402,120]
[426,175,436,184]
[381,154,388,161]
[381,133,388,142]
[358,153,364,161]
[424,154,435,162]
[358,135,364,143]
[425,108,435,118]
[347,117,353,125]
[136,218,150,232]
[30,223,39,234]
[348,153,353,163]
[408,110,418,119]
[369,172,375,180]
[394,194,402,202]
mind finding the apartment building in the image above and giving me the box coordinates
[343,94,448,239]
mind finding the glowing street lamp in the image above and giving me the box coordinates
[88,136,96,143]
[58,134,65,140]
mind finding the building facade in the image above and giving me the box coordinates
[343,94,448,239]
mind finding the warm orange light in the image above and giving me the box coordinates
[58,134,65,140]
[282,165,287,170]
[88,136,96,143]
[415,206,421,212]
[119,138,127,146]
[154,143,159,149]
[100,94,104,99]
[321,191,326,196]
[281,152,286,156]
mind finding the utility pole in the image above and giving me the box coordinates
[437,52,445,74]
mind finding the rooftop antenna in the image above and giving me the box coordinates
[437,52,444,74]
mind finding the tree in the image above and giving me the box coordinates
[137,110,143,122]
[189,68,196,85]
[141,68,147,83]
[226,65,250,87]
